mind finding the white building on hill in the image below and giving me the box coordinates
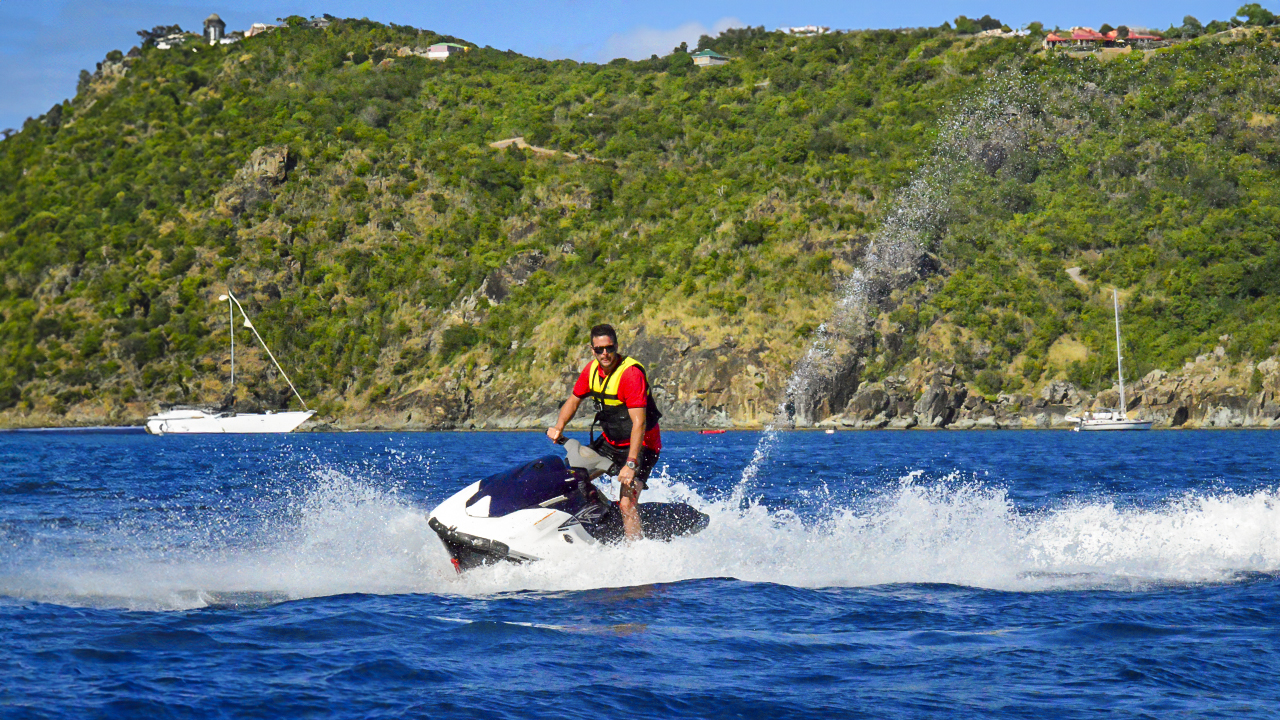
[204,14,226,43]
[781,25,830,36]
[428,43,469,60]
[692,49,730,66]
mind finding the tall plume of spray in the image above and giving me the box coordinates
[736,77,1040,494]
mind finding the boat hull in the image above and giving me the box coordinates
[145,409,315,435]
[1076,420,1153,431]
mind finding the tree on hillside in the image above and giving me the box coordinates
[1178,15,1204,36]
[1236,3,1277,25]
[667,48,694,76]
[1100,23,1115,34]
[136,24,183,47]
[953,15,981,34]
[696,26,771,54]
[1115,25,1130,39]
[977,15,1003,30]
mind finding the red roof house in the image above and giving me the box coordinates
[1126,31,1164,46]
[1070,27,1108,45]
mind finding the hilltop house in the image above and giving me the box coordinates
[154,31,193,49]
[428,43,469,60]
[1105,29,1165,46]
[781,25,830,36]
[204,14,225,44]
[201,14,241,45]
[1044,26,1165,50]
[1043,32,1072,48]
[245,23,279,38]
[976,27,1027,38]
[692,49,730,67]
[1070,27,1108,46]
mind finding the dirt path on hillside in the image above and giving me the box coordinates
[488,137,598,161]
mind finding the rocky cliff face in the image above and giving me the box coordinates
[318,338,1280,432]
[826,354,1280,430]
[333,328,785,431]
[6,325,1278,432]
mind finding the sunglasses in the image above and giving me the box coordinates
[591,344,617,355]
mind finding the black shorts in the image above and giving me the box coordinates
[589,435,659,489]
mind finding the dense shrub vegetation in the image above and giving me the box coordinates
[2,14,1280,418]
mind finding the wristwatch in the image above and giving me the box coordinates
[624,458,639,470]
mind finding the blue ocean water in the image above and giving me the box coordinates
[1,429,1278,718]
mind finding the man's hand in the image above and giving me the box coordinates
[546,426,564,443]
[618,463,636,488]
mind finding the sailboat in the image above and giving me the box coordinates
[1065,290,1152,431]
[145,292,315,435]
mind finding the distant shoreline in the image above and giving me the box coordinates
[1,423,1275,434]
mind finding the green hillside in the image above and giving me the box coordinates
[2,15,1280,427]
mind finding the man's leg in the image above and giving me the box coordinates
[590,437,646,541]
[619,448,659,541]
[619,479,642,541]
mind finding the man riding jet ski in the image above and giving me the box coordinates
[427,438,709,573]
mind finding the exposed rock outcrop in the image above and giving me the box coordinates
[913,364,967,427]
[478,251,545,305]
[216,146,294,217]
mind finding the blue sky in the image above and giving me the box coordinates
[0,0,1253,132]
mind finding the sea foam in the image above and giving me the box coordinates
[4,464,1277,611]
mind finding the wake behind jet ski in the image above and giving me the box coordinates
[427,438,709,573]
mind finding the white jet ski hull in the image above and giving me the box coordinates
[428,480,600,571]
[426,441,709,572]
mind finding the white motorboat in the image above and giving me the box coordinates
[146,291,315,435]
[1065,409,1152,431]
[1066,290,1152,432]
[145,407,314,435]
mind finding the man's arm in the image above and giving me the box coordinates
[625,407,646,462]
[546,395,583,442]
[617,405,646,485]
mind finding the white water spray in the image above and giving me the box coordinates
[5,466,1278,610]
[738,79,1039,492]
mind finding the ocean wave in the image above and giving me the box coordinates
[3,466,1278,610]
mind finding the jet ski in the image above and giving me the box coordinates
[427,438,710,573]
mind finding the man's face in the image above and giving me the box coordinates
[591,335,619,370]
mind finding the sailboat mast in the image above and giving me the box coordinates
[218,293,235,401]
[1113,289,1125,415]
[229,296,235,391]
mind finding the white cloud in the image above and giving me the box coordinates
[598,16,744,61]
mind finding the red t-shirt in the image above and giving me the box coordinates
[573,360,662,451]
